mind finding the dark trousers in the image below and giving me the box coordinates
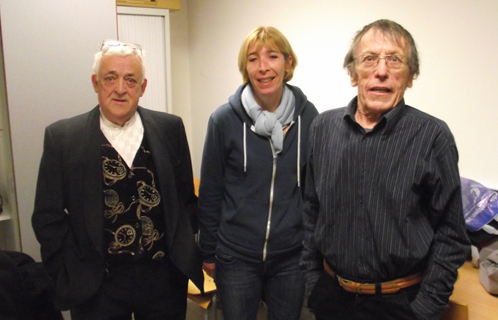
[308,271,419,320]
[70,258,188,320]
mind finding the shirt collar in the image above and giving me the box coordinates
[343,97,407,135]
[99,108,139,130]
[99,109,144,168]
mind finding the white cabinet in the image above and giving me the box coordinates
[0,37,20,251]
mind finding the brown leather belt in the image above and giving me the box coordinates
[323,260,422,295]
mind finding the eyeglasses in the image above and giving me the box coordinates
[101,40,142,54]
[355,54,405,69]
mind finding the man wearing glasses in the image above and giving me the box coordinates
[32,40,203,319]
[300,20,469,320]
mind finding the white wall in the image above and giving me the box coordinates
[185,0,498,190]
[2,0,498,259]
[170,1,194,144]
[0,0,117,259]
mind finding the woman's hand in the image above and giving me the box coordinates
[203,261,216,279]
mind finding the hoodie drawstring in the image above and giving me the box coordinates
[243,123,247,172]
[297,115,301,187]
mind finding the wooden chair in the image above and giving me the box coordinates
[188,178,219,319]
[188,270,218,320]
[439,300,469,320]
[194,178,201,196]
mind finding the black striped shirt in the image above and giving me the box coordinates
[301,97,469,319]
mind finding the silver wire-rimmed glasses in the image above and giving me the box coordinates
[355,54,405,69]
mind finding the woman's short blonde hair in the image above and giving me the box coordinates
[238,26,297,84]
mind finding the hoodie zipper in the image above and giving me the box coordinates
[259,120,297,261]
[263,140,278,261]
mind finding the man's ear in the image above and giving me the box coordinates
[350,72,358,87]
[140,78,148,97]
[91,74,99,92]
[406,74,414,88]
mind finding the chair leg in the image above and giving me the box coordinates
[211,292,217,320]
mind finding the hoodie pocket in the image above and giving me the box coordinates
[215,247,237,265]
[226,198,270,228]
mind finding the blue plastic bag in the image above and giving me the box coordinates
[461,177,498,232]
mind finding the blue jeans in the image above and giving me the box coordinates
[215,248,304,320]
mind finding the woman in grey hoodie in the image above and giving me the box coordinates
[198,26,318,320]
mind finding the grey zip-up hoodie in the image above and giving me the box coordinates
[198,83,318,263]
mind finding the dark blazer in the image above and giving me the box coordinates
[32,106,203,310]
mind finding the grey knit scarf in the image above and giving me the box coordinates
[241,85,295,154]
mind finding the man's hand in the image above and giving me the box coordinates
[202,261,216,279]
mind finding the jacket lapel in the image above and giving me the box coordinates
[83,107,105,258]
[139,108,180,250]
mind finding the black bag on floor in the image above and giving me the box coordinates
[0,250,63,320]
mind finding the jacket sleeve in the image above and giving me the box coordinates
[197,115,226,262]
[299,120,324,295]
[411,131,470,320]
[31,126,70,280]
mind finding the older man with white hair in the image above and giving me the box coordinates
[32,40,203,320]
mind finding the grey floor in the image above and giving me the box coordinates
[186,297,314,320]
[61,297,314,320]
